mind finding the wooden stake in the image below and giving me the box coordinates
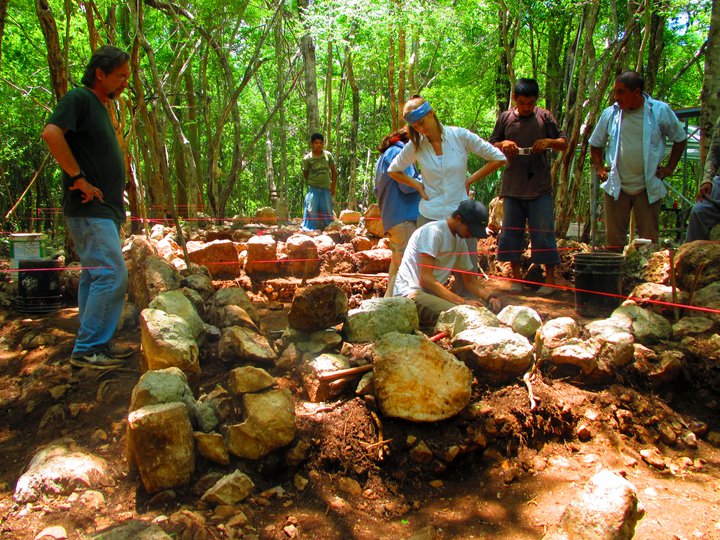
[317,364,373,382]
[668,250,679,322]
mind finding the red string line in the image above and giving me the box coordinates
[423,263,720,316]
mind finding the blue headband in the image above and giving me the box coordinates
[404,101,432,124]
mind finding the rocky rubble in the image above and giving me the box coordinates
[7,217,720,538]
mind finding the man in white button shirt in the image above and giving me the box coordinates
[589,71,686,251]
[393,200,502,327]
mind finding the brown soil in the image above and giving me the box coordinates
[0,279,719,540]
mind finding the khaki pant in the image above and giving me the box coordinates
[604,190,661,251]
[408,289,456,328]
[385,221,417,298]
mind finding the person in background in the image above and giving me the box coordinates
[589,71,687,251]
[393,200,502,327]
[686,114,720,242]
[373,128,422,297]
[301,132,337,231]
[489,77,567,295]
[387,95,505,291]
[41,45,132,369]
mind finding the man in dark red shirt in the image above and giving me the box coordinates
[489,78,568,295]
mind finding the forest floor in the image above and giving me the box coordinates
[0,278,719,540]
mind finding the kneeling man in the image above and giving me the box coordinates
[393,200,502,326]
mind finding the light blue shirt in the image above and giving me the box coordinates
[588,94,686,204]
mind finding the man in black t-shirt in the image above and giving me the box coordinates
[41,46,132,369]
[489,78,568,296]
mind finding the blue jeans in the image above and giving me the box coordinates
[498,194,561,265]
[686,176,720,242]
[65,217,128,355]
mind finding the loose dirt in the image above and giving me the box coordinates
[0,281,719,540]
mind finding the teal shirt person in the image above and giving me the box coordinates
[302,149,336,190]
[301,133,337,230]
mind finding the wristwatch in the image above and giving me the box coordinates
[70,171,85,181]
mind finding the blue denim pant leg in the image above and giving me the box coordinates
[498,195,560,265]
[527,194,561,265]
[65,217,128,355]
[686,176,720,242]
[497,197,526,263]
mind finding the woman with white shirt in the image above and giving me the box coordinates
[387,96,506,274]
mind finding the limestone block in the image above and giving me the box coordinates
[127,403,195,494]
[453,327,534,383]
[14,438,107,503]
[140,309,200,375]
[373,332,472,422]
[344,297,419,342]
[149,290,205,341]
[218,326,276,363]
[245,235,278,275]
[227,366,275,395]
[187,239,240,278]
[194,432,229,465]
[285,234,321,277]
[288,283,348,332]
[201,470,254,506]
[224,389,296,459]
[434,304,501,338]
[543,470,644,540]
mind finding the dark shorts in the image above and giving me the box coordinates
[497,194,560,265]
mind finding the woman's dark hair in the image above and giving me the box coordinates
[378,128,409,153]
[81,45,130,87]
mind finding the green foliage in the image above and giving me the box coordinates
[0,0,713,229]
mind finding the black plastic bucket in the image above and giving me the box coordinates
[15,259,63,314]
[573,252,625,318]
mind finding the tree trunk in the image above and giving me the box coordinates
[554,6,637,236]
[545,15,567,119]
[346,49,359,211]
[397,23,406,129]
[408,34,418,94]
[35,0,67,101]
[299,0,320,136]
[700,0,720,165]
[554,1,601,236]
[333,55,348,205]
[644,4,667,94]
[325,41,333,144]
[0,0,8,69]
[79,0,100,52]
[494,4,518,114]
[388,30,397,132]
[274,16,288,224]
[183,69,202,216]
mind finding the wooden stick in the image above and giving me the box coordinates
[363,438,393,450]
[523,371,537,411]
[429,331,449,342]
[5,153,51,220]
[317,364,373,382]
[668,249,679,322]
[686,262,707,317]
[448,344,475,355]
